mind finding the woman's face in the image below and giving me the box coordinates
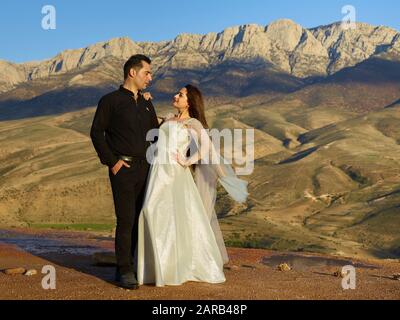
[173,88,189,111]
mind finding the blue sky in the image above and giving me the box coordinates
[1,0,399,63]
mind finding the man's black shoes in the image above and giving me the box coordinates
[115,271,139,290]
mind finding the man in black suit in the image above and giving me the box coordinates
[90,54,159,289]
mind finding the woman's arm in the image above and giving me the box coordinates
[157,116,166,125]
[175,119,214,168]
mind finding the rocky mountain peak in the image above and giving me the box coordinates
[265,19,304,51]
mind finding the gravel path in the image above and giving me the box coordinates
[0,228,399,300]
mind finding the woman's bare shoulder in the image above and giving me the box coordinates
[186,117,204,128]
[160,112,177,123]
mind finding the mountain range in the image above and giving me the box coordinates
[0,19,399,120]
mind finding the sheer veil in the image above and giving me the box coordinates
[184,118,249,264]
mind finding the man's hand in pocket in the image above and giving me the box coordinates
[111,160,131,176]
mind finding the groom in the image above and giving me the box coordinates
[90,54,159,289]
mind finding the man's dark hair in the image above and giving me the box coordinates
[123,54,151,79]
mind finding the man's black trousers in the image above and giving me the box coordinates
[108,160,150,275]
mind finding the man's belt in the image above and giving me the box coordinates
[117,155,147,162]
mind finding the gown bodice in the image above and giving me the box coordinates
[154,120,191,163]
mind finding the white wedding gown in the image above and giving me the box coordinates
[137,117,248,287]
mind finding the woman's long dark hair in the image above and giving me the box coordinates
[185,84,209,129]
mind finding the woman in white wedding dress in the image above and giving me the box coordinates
[137,85,248,287]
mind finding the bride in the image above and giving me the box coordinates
[137,85,248,287]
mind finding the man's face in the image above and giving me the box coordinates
[132,61,152,90]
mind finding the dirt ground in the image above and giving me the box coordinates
[0,228,399,300]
